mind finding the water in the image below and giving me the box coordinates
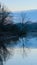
[3,35,37,65]
[4,48,37,65]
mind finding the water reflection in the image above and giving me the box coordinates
[0,40,10,65]
[0,35,30,65]
[5,49,37,65]
[1,32,37,65]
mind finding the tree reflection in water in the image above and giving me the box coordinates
[0,35,30,65]
[18,37,30,57]
[0,35,19,65]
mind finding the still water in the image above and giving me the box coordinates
[4,36,37,65]
[4,48,37,65]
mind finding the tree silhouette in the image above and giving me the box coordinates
[0,3,12,25]
[0,3,30,65]
[0,3,12,65]
[18,12,27,37]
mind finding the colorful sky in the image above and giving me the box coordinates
[0,0,37,12]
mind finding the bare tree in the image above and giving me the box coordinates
[0,3,13,65]
[20,12,26,24]
[0,3,13,25]
[18,12,27,37]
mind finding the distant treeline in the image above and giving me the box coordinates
[0,22,37,38]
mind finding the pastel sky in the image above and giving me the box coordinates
[0,0,37,12]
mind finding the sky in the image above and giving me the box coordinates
[0,0,37,12]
